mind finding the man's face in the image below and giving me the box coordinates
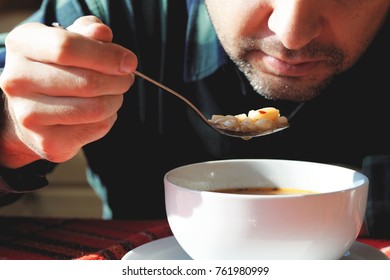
[205,0,389,101]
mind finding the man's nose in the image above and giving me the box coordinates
[268,0,323,50]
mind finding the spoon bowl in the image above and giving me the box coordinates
[215,125,289,140]
[133,70,289,139]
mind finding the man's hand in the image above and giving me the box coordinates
[0,16,137,168]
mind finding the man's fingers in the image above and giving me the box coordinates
[6,22,137,76]
[66,15,113,42]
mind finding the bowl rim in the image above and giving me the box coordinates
[164,158,369,197]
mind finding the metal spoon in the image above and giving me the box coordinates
[134,70,289,140]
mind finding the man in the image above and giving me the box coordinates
[0,0,389,236]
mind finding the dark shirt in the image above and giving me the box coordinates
[0,0,389,237]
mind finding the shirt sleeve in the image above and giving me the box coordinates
[0,160,56,196]
[0,160,57,207]
[362,155,390,238]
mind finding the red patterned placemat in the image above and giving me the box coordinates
[0,217,171,260]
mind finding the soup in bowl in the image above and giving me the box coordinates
[164,159,369,259]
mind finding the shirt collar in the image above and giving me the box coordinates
[184,0,228,82]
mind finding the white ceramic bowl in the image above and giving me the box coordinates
[164,159,369,260]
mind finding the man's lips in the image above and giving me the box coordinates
[252,52,325,77]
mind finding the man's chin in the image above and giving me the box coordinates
[245,71,333,102]
[249,77,325,102]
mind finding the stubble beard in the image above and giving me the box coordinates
[228,38,345,102]
[234,59,333,102]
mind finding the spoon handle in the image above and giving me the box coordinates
[133,71,210,124]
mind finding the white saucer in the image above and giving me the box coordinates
[122,236,388,260]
